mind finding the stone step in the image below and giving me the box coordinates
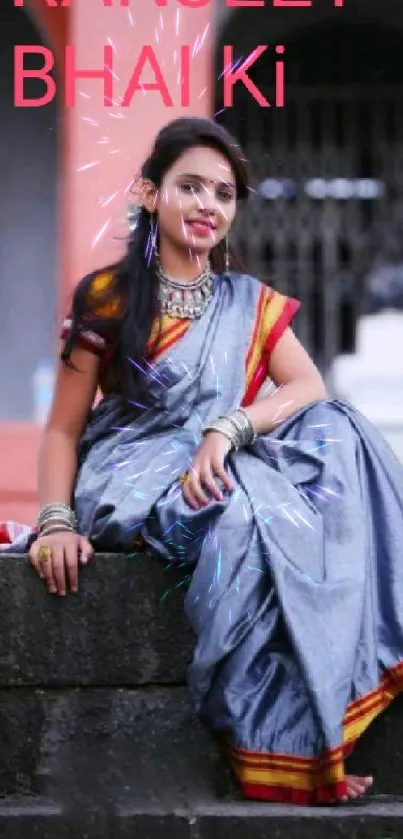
[0,554,194,685]
[3,553,403,837]
[1,798,403,839]
[1,685,403,798]
[0,687,403,837]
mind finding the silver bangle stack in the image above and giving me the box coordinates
[37,503,77,537]
[202,407,257,451]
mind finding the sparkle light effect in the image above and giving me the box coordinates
[77,3,214,252]
[109,342,343,604]
[72,7,345,608]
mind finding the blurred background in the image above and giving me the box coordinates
[1,0,402,522]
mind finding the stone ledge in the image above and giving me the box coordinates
[1,685,403,801]
[0,554,194,686]
[0,686,235,800]
[1,799,403,839]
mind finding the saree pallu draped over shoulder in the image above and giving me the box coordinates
[6,272,403,804]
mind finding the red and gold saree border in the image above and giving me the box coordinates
[223,660,403,804]
[242,290,301,408]
[146,314,191,362]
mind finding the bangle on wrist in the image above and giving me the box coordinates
[202,407,256,450]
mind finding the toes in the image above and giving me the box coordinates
[347,779,362,795]
[345,775,374,800]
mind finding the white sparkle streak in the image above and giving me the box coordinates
[272,400,294,422]
[101,191,119,208]
[81,117,100,126]
[78,91,90,99]
[107,37,117,54]
[221,56,244,81]
[294,510,315,530]
[260,380,279,397]
[182,362,192,378]
[317,484,342,498]
[176,8,180,36]
[198,22,210,51]
[106,63,120,82]
[127,9,134,26]
[76,161,100,172]
[282,508,300,527]
[192,34,201,58]
[198,87,208,99]
[159,489,182,507]
[91,219,111,249]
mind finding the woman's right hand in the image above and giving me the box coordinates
[29,531,94,596]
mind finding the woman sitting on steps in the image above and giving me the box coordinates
[4,115,403,805]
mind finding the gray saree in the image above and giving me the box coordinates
[4,271,403,804]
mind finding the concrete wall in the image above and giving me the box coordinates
[0,0,58,421]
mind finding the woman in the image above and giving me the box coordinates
[3,116,403,805]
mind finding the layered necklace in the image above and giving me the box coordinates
[155,251,214,320]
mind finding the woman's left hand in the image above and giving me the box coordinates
[182,431,234,509]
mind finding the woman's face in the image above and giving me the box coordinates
[147,145,237,258]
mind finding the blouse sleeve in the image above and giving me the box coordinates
[60,271,121,360]
[242,285,301,407]
[260,286,301,358]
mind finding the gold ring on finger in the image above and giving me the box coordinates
[179,471,190,486]
[38,545,53,563]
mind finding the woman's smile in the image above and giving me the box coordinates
[185,218,217,238]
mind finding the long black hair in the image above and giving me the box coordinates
[61,116,250,400]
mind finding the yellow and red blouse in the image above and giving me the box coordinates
[60,272,300,405]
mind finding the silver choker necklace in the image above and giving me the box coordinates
[156,255,214,320]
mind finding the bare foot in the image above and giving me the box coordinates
[340,774,373,801]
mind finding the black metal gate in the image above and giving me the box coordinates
[217,22,403,379]
[219,85,403,377]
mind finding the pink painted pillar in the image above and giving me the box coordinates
[64,0,213,305]
[0,1,214,528]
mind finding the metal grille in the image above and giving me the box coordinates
[218,85,403,381]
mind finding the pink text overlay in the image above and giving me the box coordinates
[14,44,286,108]
[13,1,345,8]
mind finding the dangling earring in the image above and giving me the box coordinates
[150,213,158,256]
[225,235,230,276]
